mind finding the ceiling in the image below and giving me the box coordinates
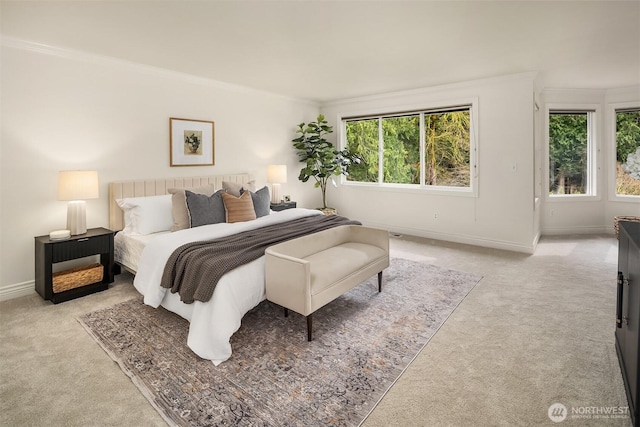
[1,1,639,102]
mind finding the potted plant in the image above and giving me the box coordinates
[292,114,359,214]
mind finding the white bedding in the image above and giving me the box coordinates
[129,208,322,365]
[114,231,169,273]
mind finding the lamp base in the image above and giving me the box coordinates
[271,183,281,204]
[67,200,87,235]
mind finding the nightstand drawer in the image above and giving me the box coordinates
[51,234,111,262]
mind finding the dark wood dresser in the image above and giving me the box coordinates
[616,220,640,426]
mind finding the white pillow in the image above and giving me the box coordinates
[116,194,173,235]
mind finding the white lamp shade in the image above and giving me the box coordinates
[58,171,99,201]
[58,170,98,235]
[267,165,287,184]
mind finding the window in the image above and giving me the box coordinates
[548,110,596,196]
[345,118,379,183]
[615,108,640,197]
[343,105,474,191]
[424,109,471,187]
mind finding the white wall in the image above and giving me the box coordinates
[0,39,319,298]
[3,39,635,301]
[320,73,539,253]
[540,86,640,235]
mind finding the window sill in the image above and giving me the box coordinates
[342,181,477,197]
[546,194,601,203]
[609,195,640,203]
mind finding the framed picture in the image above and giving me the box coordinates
[170,118,215,166]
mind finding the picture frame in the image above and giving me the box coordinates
[170,118,215,166]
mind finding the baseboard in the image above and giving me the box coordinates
[531,231,541,251]
[0,280,35,302]
[541,225,614,236]
[0,225,605,303]
[374,223,536,254]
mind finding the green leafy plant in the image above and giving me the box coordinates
[292,114,360,209]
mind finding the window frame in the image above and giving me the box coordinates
[337,97,479,198]
[544,103,601,202]
[608,101,640,202]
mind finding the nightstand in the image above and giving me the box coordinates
[34,227,114,304]
[270,201,297,212]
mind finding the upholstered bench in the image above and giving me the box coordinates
[265,225,390,341]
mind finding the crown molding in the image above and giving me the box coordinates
[1,36,318,107]
[320,71,539,108]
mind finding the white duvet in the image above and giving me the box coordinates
[133,208,322,365]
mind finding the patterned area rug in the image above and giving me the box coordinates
[78,258,481,426]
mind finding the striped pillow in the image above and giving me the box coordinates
[221,191,257,223]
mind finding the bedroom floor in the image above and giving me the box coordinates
[0,233,628,426]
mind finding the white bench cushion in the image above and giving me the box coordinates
[307,242,387,295]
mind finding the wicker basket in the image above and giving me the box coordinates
[614,216,640,239]
[52,263,103,293]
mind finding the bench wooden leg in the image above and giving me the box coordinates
[284,307,289,317]
[307,314,313,341]
[378,271,383,292]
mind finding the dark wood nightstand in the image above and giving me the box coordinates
[34,227,115,304]
[270,201,297,212]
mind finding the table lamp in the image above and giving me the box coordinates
[267,165,287,204]
[57,170,99,235]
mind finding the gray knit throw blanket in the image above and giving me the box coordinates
[160,215,361,304]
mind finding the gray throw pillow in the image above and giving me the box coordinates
[185,189,227,227]
[168,184,217,231]
[243,186,270,218]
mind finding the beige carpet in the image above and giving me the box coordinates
[0,234,630,426]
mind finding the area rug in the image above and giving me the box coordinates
[78,258,481,427]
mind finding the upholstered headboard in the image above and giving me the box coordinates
[108,173,254,231]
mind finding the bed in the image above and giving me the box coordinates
[109,173,325,365]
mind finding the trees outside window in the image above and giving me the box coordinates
[345,119,379,183]
[383,115,419,184]
[615,109,640,197]
[548,111,594,196]
[425,110,470,187]
[344,107,472,189]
